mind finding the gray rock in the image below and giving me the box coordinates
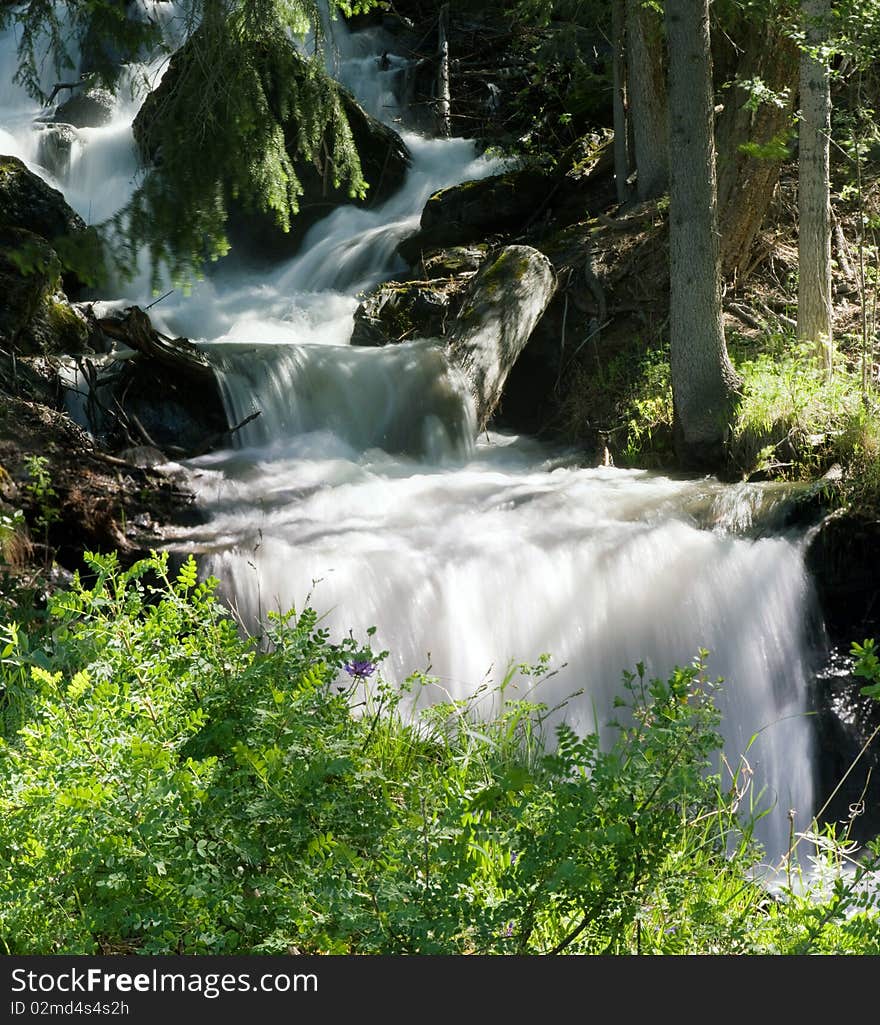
[53,87,116,128]
[446,245,557,430]
[0,154,86,239]
[351,276,468,347]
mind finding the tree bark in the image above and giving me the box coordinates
[665,0,741,469]
[436,3,451,137]
[611,0,632,205]
[625,0,668,201]
[715,22,799,283]
[797,0,833,373]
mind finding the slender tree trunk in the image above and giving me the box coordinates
[625,0,668,201]
[665,0,741,468]
[797,0,833,373]
[611,0,632,205]
[716,23,799,283]
[436,3,451,137]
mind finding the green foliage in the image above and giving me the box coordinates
[122,7,370,290]
[729,334,873,480]
[737,127,794,162]
[2,551,876,954]
[4,238,61,281]
[51,227,113,289]
[489,0,611,165]
[0,0,162,101]
[852,638,880,699]
[563,336,674,468]
[23,455,61,538]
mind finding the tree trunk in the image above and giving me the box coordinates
[715,22,799,283]
[665,0,741,469]
[611,0,632,205]
[797,0,833,373]
[625,0,668,201]
[436,3,451,138]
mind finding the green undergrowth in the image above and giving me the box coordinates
[565,322,880,504]
[0,552,878,954]
[729,331,880,510]
[563,334,674,468]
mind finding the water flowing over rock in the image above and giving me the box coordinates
[446,245,557,429]
[397,166,551,264]
[35,123,79,179]
[0,5,837,866]
[397,133,617,267]
[351,244,555,432]
[52,87,115,128]
[132,34,412,261]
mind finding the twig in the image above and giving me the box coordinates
[144,288,175,311]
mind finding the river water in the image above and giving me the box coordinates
[0,1,825,863]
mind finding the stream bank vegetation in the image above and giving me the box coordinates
[1,552,879,955]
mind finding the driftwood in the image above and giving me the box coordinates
[96,305,215,381]
[90,305,234,458]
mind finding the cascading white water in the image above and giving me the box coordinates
[1,2,823,864]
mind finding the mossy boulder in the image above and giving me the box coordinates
[0,229,92,356]
[397,132,616,267]
[0,153,96,359]
[0,228,61,348]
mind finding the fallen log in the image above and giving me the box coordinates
[97,305,214,381]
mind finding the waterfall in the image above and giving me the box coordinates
[0,2,823,865]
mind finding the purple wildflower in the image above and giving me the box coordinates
[344,659,376,679]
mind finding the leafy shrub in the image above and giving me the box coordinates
[0,552,878,954]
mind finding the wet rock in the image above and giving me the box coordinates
[53,87,116,128]
[351,276,470,346]
[35,123,79,180]
[0,155,86,239]
[805,507,880,841]
[0,227,60,349]
[0,226,93,356]
[397,166,550,265]
[397,134,615,267]
[806,509,880,640]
